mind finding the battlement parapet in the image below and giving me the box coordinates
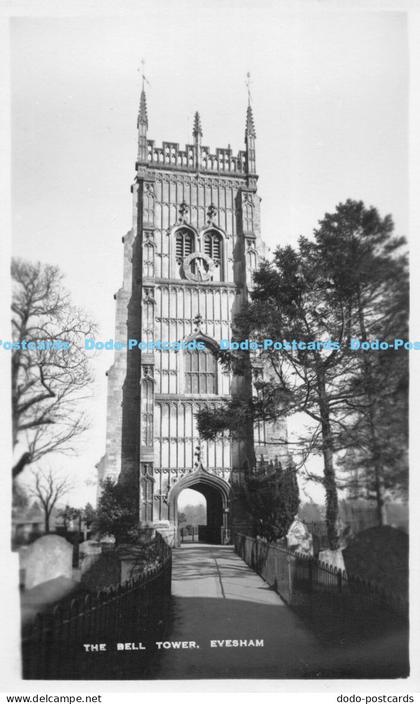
[146,140,247,174]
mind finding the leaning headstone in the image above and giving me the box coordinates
[315,517,348,569]
[335,516,354,549]
[286,516,313,556]
[154,521,176,547]
[19,535,73,590]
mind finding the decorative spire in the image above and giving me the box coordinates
[193,111,203,139]
[245,72,256,139]
[245,104,256,139]
[136,59,149,164]
[138,87,148,129]
[244,73,256,177]
[194,443,202,465]
[137,58,149,129]
[246,71,252,106]
[194,442,206,471]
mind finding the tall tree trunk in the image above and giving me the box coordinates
[357,295,387,526]
[373,459,387,526]
[317,365,339,549]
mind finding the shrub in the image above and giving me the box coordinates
[95,478,138,543]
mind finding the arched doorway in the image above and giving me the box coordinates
[168,469,230,546]
[177,488,206,542]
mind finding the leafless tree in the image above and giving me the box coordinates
[29,468,72,533]
[11,259,96,478]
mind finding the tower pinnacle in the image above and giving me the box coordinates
[138,87,148,129]
[193,111,203,139]
[137,58,149,130]
[245,104,256,139]
[244,74,256,177]
[246,71,252,106]
[193,111,202,171]
[137,85,149,164]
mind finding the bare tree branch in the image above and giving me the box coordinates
[11,258,96,478]
[28,468,73,532]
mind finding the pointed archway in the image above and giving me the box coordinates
[168,468,231,545]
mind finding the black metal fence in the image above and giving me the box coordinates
[234,533,407,620]
[179,526,199,542]
[22,549,172,679]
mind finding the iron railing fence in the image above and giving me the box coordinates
[234,533,407,620]
[22,549,172,680]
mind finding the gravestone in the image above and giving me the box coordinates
[99,534,116,551]
[154,521,176,547]
[79,540,102,575]
[286,516,313,556]
[19,535,73,590]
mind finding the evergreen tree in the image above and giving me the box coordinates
[238,463,299,542]
[197,200,408,545]
[314,200,408,522]
[95,478,138,543]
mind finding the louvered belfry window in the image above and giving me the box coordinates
[185,348,217,394]
[176,228,194,263]
[204,230,222,264]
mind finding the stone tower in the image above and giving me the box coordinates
[97,84,287,544]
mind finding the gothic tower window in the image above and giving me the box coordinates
[184,348,217,394]
[242,194,254,234]
[175,228,194,263]
[203,230,223,281]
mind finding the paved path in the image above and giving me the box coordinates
[156,544,408,680]
[157,544,324,679]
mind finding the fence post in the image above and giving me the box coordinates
[22,545,173,679]
[287,554,292,603]
[338,569,342,593]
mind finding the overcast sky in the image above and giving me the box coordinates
[10,5,408,506]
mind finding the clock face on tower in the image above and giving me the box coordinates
[183,252,215,282]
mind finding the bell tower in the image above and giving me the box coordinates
[97,81,287,544]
